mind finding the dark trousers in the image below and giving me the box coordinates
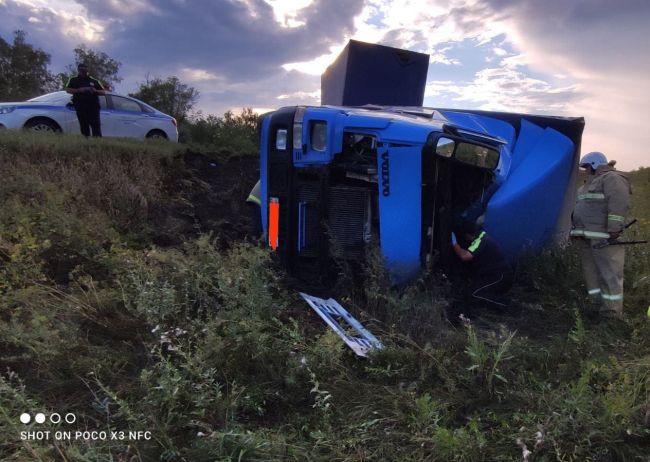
[75,104,102,137]
[468,270,513,309]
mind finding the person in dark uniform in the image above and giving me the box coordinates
[65,63,105,137]
[451,220,513,310]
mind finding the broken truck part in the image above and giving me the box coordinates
[300,292,384,357]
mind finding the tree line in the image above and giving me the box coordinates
[0,30,259,151]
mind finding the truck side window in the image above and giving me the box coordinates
[311,121,327,152]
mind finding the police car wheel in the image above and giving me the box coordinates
[146,129,167,140]
[25,118,60,133]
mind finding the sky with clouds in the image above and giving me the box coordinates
[1,0,648,169]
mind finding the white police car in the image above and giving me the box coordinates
[0,91,178,141]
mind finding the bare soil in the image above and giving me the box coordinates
[152,150,259,246]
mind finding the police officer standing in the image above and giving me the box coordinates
[570,152,632,318]
[65,63,105,137]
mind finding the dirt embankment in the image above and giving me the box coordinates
[152,150,259,246]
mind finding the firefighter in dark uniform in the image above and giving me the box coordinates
[65,63,105,137]
[451,220,513,310]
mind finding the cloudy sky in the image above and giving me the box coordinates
[1,0,648,169]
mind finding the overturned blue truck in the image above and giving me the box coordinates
[258,40,584,284]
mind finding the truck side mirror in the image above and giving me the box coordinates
[436,137,455,158]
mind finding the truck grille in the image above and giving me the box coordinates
[327,186,371,258]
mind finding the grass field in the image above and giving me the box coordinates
[1,131,648,461]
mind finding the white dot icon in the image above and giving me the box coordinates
[20,413,31,424]
[35,413,46,424]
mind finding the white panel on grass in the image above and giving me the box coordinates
[299,292,383,357]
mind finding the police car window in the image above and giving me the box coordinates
[29,92,69,103]
[112,96,142,112]
[98,96,107,109]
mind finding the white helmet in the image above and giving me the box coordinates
[579,152,608,170]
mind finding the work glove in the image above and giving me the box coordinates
[451,232,458,246]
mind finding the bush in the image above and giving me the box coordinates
[181,108,259,154]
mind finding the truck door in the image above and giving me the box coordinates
[421,136,498,270]
[376,144,422,284]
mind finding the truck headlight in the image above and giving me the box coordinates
[0,106,16,114]
[293,123,302,150]
[276,129,287,150]
[293,107,305,150]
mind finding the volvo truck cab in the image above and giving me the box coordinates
[259,105,582,284]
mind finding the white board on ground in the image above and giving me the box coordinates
[299,292,384,357]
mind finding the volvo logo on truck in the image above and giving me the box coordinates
[381,151,390,197]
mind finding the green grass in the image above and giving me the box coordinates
[1,132,649,461]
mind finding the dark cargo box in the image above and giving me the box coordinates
[321,40,430,107]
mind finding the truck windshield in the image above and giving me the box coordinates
[436,136,500,170]
[455,142,500,169]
